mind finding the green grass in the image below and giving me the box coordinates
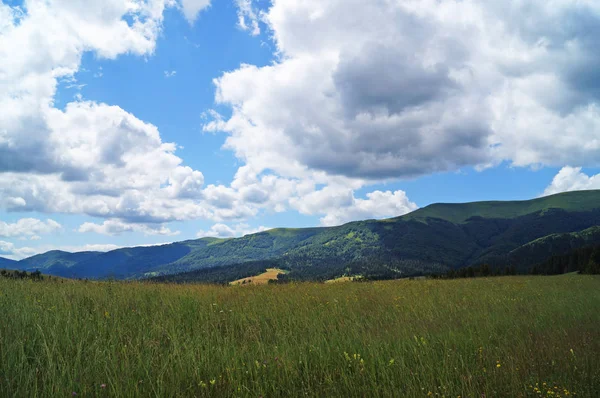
[1,275,599,397]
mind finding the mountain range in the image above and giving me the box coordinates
[0,257,16,268]
[3,190,600,281]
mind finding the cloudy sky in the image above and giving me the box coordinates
[1,0,600,260]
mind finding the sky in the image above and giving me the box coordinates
[1,0,600,260]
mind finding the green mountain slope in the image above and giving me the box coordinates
[150,259,282,284]
[534,241,600,274]
[159,226,368,275]
[402,190,600,223]
[16,190,600,281]
[151,190,600,281]
[507,226,600,271]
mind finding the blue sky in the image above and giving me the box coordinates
[1,0,600,259]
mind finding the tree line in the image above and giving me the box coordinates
[531,243,600,275]
[0,269,44,280]
[430,263,517,279]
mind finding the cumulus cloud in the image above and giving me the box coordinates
[235,0,261,36]
[197,223,269,238]
[0,101,208,224]
[291,187,418,226]
[0,241,39,260]
[0,0,423,238]
[543,167,600,196]
[78,219,180,236]
[210,0,600,181]
[0,0,226,232]
[17,0,600,240]
[180,0,210,23]
[0,218,61,239]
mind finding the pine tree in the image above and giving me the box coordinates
[586,247,600,274]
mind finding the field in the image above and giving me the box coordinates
[1,275,599,397]
[325,276,361,283]
[230,268,287,285]
[324,276,355,283]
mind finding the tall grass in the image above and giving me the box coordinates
[1,275,599,397]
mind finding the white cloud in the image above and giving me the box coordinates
[235,0,261,36]
[0,1,227,231]
[0,0,423,238]
[320,190,418,226]
[0,241,38,260]
[180,0,210,24]
[17,0,597,241]
[543,167,600,196]
[0,218,61,239]
[70,244,121,253]
[78,219,180,236]
[210,0,600,182]
[0,101,208,224]
[291,187,418,226]
[197,222,269,238]
[164,70,177,78]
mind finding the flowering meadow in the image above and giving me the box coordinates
[1,275,599,397]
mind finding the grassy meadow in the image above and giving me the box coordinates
[1,275,599,397]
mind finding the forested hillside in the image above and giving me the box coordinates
[151,191,600,282]
[7,190,600,281]
[533,243,600,275]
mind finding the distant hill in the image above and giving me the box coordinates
[12,251,102,275]
[11,239,222,279]
[13,190,600,281]
[0,257,16,268]
[64,239,219,279]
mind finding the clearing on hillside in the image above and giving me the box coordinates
[230,267,287,285]
[325,276,362,283]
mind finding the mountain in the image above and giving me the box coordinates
[9,239,222,279]
[401,190,600,223]
[13,251,102,275]
[0,257,17,268]
[14,190,600,281]
[64,238,220,279]
[149,190,600,281]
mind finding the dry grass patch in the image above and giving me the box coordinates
[230,268,287,285]
[325,276,361,283]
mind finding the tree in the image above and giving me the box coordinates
[466,267,475,278]
[585,247,600,274]
[480,263,490,276]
